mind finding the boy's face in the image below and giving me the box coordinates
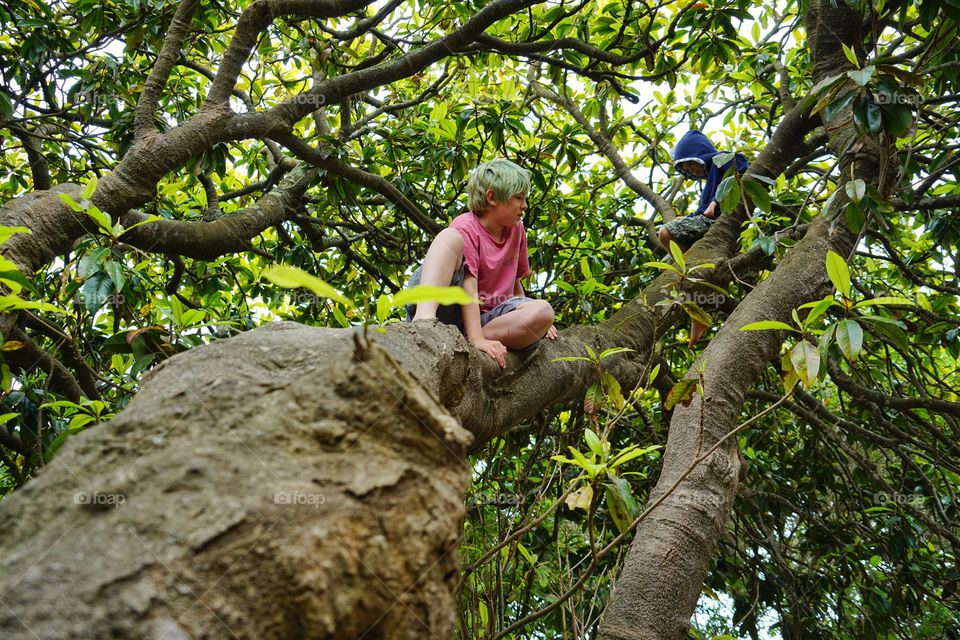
[483,189,528,227]
[678,160,706,178]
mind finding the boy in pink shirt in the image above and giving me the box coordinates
[407,159,557,367]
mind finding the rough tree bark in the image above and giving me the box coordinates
[597,2,898,638]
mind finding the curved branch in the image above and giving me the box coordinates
[134,0,201,138]
[828,360,960,418]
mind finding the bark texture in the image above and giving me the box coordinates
[0,323,472,639]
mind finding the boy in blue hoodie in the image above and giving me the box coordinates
[659,131,749,346]
[658,130,749,252]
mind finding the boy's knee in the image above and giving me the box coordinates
[524,299,554,330]
[658,227,672,248]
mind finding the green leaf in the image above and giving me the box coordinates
[104,261,125,292]
[825,250,851,299]
[81,272,113,314]
[602,371,625,411]
[845,179,866,204]
[823,90,855,123]
[81,176,97,200]
[800,295,839,325]
[642,261,682,274]
[668,241,686,272]
[847,65,875,86]
[712,151,735,168]
[845,201,866,233]
[584,428,603,457]
[740,320,798,332]
[599,347,634,360]
[835,319,864,361]
[841,43,859,67]
[263,265,352,307]
[605,476,639,535]
[855,296,914,308]
[742,179,771,213]
[682,301,713,326]
[390,285,475,308]
[791,340,820,388]
[665,378,698,410]
[716,175,741,214]
[752,235,775,256]
[880,102,913,138]
[0,226,31,246]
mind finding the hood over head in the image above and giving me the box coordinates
[672,130,718,180]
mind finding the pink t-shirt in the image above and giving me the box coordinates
[451,212,530,313]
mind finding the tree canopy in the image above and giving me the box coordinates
[0,0,958,638]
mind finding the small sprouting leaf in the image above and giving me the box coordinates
[376,294,391,324]
[791,340,821,388]
[835,319,864,361]
[841,43,859,67]
[740,320,798,332]
[647,363,661,386]
[564,485,593,512]
[390,285,475,308]
[825,250,852,299]
[263,265,352,307]
[665,378,698,410]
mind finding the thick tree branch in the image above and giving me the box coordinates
[133,0,201,138]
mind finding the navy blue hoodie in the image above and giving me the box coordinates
[672,130,749,216]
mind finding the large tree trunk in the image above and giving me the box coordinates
[0,324,477,639]
[597,2,895,638]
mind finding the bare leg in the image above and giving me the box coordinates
[412,228,464,321]
[481,300,554,349]
[658,227,688,253]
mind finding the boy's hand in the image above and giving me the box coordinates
[704,201,719,218]
[470,336,508,368]
[546,324,558,340]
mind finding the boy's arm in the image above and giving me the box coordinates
[513,278,524,297]
[462,274,507,368]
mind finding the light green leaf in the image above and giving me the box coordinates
[599,347,634,360]
[642,261,682,273]
[845,179,866,204]
[0,226,30,246]
[391,285,474,308]
[825,250,851,299]
[835,319,864,361]
[669,241,686,272]
[791,340,821,388]
[263,265,352,307]
[740,320,798,332]
[855,296,913,308]
[841,43,859,67]
[584,428,603,457]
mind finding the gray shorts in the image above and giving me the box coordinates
[404,262,534,334]
[662,214,715,246]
